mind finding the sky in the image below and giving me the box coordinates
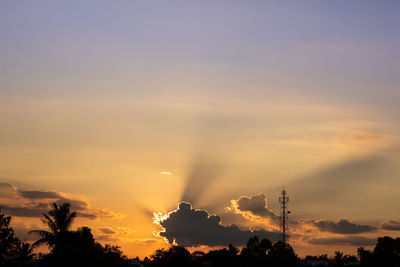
[1,0,400,258]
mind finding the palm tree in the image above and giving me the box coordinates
[29,202,76,248]
[14,242,34,264]
[331,251,345,266]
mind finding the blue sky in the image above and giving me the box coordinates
[2,1,400,101]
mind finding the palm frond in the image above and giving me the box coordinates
[31,237,51,249]
[30,230,56,248]
[28,229,51,237]
[30,202,76,249]
[41,213,57,233]
[65,211,77,229]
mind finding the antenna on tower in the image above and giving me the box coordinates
[279,187,290,243]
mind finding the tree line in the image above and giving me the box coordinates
[1,202,399,267]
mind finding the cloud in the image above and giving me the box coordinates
[0,182,18,197]
[307,236,376,246]
[96,235,120,242]
[93,226,136,243]
[0,182,14,189]
[115,227,135,235]
[310,219,377,234]
[19,190,62,199]
[180,156,223,206]
[231,193,278,219]
[100,228,116,235]
[381,220,400,231]
[348,130,382,142]
[132,238,159,244]
[0,182,122,220]
[155,202,280,247]
[0,204,47,217]
[1,182,63,200]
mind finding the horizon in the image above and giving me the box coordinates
[1,0,400,259]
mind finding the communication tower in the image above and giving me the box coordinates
[279,187,290,243]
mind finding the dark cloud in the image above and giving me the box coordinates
[2,183,63,200]
[381,220,400,231]
[100,228,116,235]
[180,157,223,206]
[307,236,376,246]
[310,219,376,234]
[0,205,45,217]
[19,190,62,199]
[76,212,97,220]
[0,201,102,219]
[96,235,119,242]
[158,202,280,247]
[0,182,120,220]
[234,193,278,219]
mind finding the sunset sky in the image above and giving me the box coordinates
[1,1,400,258]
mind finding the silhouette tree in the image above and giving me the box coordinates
[0,209,34,266]
[29,203,129,267]
[101,244,128,266]
[0,209,20,264]
[373,236,400,266]
[13,242,34,266]
[358,247,374,267]
[331,251,345,266]
[240,236,272,266]
[191,251,206,266]
[29,202,76,248]
[150,246,191,267]
[205,244,240,267]
[9,201,400,267]
[342,255,358,266]
[268,241,300,267]
[303,254,330,266]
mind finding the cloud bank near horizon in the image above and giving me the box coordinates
[0,182,123,220]
[309,219,377,234]
[154,194,399,249]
